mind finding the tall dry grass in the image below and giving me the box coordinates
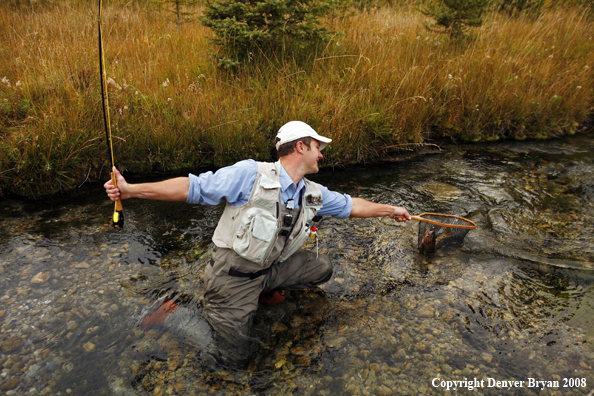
[0,1,593,196]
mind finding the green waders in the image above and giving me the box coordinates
[203,246,332,366]
[204,194,332,367]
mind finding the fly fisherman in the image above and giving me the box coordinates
[104,121,411,367]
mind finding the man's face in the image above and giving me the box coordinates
[303,139,323,174]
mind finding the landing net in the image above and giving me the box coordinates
[416,213,476,254]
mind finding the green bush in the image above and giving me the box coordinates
[201,0,336,68]
[418,0,489,39]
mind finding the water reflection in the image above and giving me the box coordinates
[0,134,593,395]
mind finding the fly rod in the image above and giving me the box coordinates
[99,0,123,228]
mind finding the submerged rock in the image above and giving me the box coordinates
[1,338,22,354]
[30,272,51,284]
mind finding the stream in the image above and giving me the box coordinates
[1,133,593,395]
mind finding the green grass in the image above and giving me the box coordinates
[0,1,593,196]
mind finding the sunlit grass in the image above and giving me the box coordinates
[0,1,592,195]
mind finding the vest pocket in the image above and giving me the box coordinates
[280,223,310,262]
[233,207,278,265]
[257,173,282,203]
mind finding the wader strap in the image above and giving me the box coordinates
[228,267,271,279]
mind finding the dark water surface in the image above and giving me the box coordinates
[1,133,593,395]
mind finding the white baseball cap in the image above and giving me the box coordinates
[275,121,332,151]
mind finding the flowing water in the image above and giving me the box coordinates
[1,133,594,395]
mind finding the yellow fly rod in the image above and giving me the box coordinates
[98,0,123,228]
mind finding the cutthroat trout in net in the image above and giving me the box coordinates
[419,228,436,254]
[415,213,476,253]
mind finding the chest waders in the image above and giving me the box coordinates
[203,161,329,367]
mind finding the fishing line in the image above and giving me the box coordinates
[98,0,123,228]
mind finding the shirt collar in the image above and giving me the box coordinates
[279,162,305,194]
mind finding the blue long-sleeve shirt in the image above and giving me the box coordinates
[186,159,353,218]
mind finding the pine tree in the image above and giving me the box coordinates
[201,0,335,68]
[418,0,488,40]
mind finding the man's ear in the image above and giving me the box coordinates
[295,141,305,154]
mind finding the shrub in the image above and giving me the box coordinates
[201,0,335,68]
[418,0,489,39]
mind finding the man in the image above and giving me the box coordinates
[105,121,411,367]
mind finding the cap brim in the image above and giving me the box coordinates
[316,136,332,151]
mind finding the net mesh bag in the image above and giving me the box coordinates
[416,213,476,254]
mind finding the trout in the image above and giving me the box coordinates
[419,228,436,254]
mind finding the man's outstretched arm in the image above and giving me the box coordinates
[104,167,189,202]
[350,197,411,221]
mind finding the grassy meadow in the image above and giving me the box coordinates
[0,0,593,196]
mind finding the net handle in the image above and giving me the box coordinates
[399,212,477,229]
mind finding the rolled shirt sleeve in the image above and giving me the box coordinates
[186,159,258,206]
[318,185,353,219]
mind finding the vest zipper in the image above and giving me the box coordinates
[278,199,312,262]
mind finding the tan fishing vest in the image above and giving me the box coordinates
[211,161,323,267]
